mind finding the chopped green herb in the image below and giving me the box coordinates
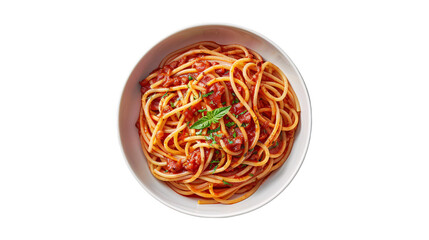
[170,102,175,108]
[161,91,169,99]
[222,180,232,186]
[210,100,214,105]
[222,101,226,105]
[207,126,220,134]
[249,173,254,177]
[269,141,279,149]
[241,123,247,127]
[205,133,217,144]
[187,121,191,126]
[187,83,190,89]
[249,148,254,152]
[210,159,220,164]
[188,75,193,80]
[198,109,207,113]
[232,113,238,118]
[215,150,220,154]
[196,129,203,135]
[189,106,231,130]
[202,91,214,97]
[164,170,168,173]
[238,110,247,115]
[225,122,235,127]
[233,132,237,138]
[232,99,239,104]
[212,164,218,174]
[228,139,233,144]
[232,92,236,97]
[213,133,223,138]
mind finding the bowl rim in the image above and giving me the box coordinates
[118,23,312,218]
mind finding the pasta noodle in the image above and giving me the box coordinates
[136,41,300,204]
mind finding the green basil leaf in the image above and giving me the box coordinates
[189,106,231,129]
[190,115,213,129]
[208,106,231,123]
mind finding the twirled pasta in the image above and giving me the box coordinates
[136,42,300,204]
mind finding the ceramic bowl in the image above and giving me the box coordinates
[119,24,311,217]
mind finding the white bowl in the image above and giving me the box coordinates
[119,24,311,217]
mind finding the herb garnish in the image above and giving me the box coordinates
[189,106,231,129]
[233,132,237,138]
[212,164,218,174]
[205,132,218,144]
[202,91,214,97]
[198,109,207,113]
[207,126,220,134]
[161,90,169,99]
[269,141,279,149]
[210,159,220,164]
[188,75,193,80]
[213,133,223,137]
[225,122,235,127]
[223,180,232,186]
[228,139,233,144]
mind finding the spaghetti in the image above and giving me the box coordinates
[136,41,300,204]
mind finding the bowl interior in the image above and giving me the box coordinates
[119,25,311,217]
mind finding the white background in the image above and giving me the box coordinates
[1,0,428,239]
